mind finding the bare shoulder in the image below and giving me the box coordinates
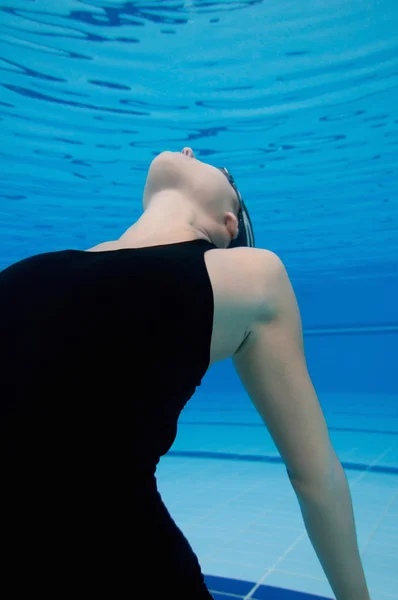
[230,248,335,486]
[229,246,284,281]
[204,246,287,364]
[218,246,288,320]
[209,246,282,282]
[222,245,281,267]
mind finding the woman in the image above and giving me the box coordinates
[1,148,370,599]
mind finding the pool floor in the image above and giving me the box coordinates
[156,392,398,600]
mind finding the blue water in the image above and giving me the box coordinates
[0,1,397,598]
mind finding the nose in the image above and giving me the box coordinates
[181,147,195,158]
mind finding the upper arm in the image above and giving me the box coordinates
[232,252,336,486]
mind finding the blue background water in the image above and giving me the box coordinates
[0,1,397,599]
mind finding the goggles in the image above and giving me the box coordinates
[218,167,255,249]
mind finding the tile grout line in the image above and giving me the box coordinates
[243,531,307,600]
[352,446,394,486]
[361,486,398,557]
[240,447,394,598]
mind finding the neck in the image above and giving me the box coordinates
[116,218,208,248]
[118,196,211,245]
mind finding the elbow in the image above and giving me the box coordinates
[286,454,343,492]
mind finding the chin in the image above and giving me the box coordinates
[151,151,180,167]
[157,150,188,160]
[151,151,193,175]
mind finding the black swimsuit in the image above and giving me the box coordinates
[1,239,216,598]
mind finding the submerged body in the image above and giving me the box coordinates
[1,148,371,599]
[1,235,264,597]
